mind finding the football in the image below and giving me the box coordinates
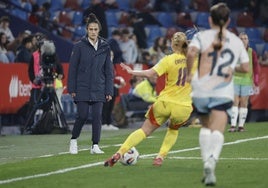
[114,76,126,88]
[120,147,139,166]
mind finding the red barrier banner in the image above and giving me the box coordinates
[0,63,69,114]
[0,63,267,114]
[250,66,268,110]
[0,64,31,114]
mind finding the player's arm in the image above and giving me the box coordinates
[120,63,158,78]
[186,46,199,82]
[235,63,249,73]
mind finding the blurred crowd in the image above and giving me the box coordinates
[1,0,268,128]
[1,0,268,66]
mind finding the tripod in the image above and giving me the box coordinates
[22,84,69,134]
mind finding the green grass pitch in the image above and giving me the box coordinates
[0,122,268,188]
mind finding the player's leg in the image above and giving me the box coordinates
[238,97,249,132]
[200,110,226,186]
[198,113,211,164]
[104,104,159,167]
[104,101,171,167]
[191,98,215,185]
[154,127,178,166]
[119,102,162,155]
[154,103,192,166]
[202,101,231,186]
[208,109,227,160]
[104,119,157,167]
[119,119,157,154]
[229,85,240,132]
[194,97,232,186]
[195,106,215,185]
[237,85,251,132]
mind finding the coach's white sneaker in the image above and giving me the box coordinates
[204,156,216,186]
[90,144,104,154]
[69,139,78,154]
[102,124,119,130]
[108,124,119,130]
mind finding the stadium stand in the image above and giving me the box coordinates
[105,10,119,27]
[36,0,47,6]
[64,0,81,11]
[176,12,194,29]
[72,25,86,41]
[245,27,263,44]
[50,0,65,12]
[80,0,91,9]
[117,0,130,11]
[156,12,175,28]
[145,25,164,47]
[236,11,256,27]
[1,0,268,127]
[58,11,72,26]
[195,12,210,28]
[71,11,83,26]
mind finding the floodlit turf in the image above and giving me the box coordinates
[0,122,268,188]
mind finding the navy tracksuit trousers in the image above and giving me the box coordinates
[71,101,103,144]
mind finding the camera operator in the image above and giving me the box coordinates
[26,33,64,131]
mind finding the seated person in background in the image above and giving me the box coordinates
[128,75,144,94]
[119,28,138,64]
[259,49,268,66]
[0,32,15,63]
[15,35,34,63]
[132,75,158,104]
[0,16,15,43]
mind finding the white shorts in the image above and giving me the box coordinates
[192,97,233,116]
[234,84,254,96]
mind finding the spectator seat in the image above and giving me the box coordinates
[195,12,210,28]
[156,12,174,28]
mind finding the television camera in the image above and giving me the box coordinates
[36,40,59,88]
[22,40,68,134]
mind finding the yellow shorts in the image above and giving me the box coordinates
[145,100,192,129]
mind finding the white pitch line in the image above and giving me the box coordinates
[141,135,268,158]
[0,162,103,185]
[0,135,267,185]
[0,145,15,149]
[0,144,123,161]
[168,156,268,160]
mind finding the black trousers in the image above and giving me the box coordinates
[102,95,116,125]
[71,101,103,144]
[25,88,44,128]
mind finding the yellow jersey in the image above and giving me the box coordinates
[153,53,192,105]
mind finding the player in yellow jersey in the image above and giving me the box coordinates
[104,32,193,167]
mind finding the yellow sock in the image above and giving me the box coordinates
[158,128,179,158]
[118,129,146,155]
